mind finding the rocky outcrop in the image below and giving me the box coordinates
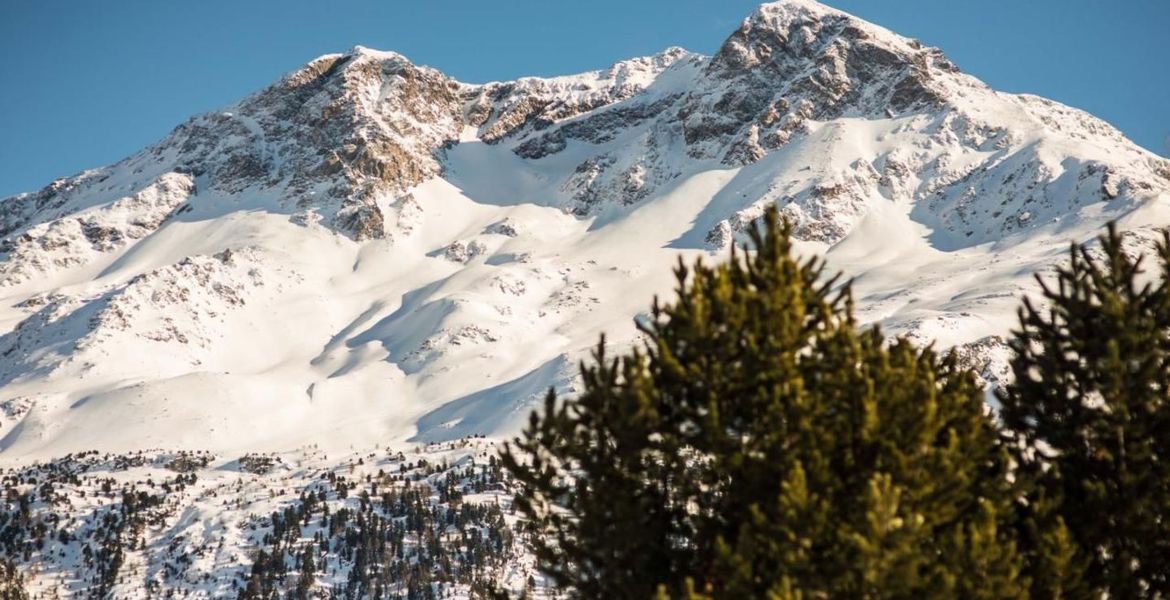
[0,172,194,285]
[0,47,697,245]
[480,0,1169,249]
[469,47,693,144]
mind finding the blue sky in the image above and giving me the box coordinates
[1,0,1167,198]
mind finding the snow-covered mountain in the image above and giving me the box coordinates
[2,0,1168,468]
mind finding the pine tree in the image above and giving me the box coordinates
[1001,224,1170,598]
[0,560,28,600]
[502,208,1029,599]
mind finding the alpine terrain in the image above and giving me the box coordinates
[0,0,1167,596]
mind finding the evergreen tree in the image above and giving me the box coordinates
[0,560,28,600]
[502,208,1029,599]
[1001,224,1170,598]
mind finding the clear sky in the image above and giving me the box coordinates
[1,1,1167,198]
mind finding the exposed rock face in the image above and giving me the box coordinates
[162,47,469,239]
[502,0,972,221]
[7,1,1168,252]
[0,47,699,246]
[952,335,1013,392]
[469,47,693,143]
[0,172,194,285]
[691,1,955,153]
[490,0,1169,244]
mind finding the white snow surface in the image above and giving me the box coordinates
[0,0,1168,466]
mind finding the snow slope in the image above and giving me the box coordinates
[0,0,1168,466]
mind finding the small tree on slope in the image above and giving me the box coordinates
[501,208,1034,599]
[0,560,28,600]
[1001,224,1170,599]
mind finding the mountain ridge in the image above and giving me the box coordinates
[0,0,1167,464]
[1,2,1170,595]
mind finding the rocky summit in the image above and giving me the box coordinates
[0,1,1168,594]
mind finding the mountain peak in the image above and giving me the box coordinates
[346,44,408,61]
[715,0,954,76]
[753,0,848,21]
[744,0,910,38]
[696,0,968,140]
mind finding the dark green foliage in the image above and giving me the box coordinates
[0,461,167,599]
[239,454,519,600]
[0,560,27,600]
[1002,224,1170,598]
[502,208,1027,599]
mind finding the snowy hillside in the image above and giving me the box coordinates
[0,439,547,598]
[0,0,1168,471]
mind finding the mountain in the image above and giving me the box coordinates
[2,1,1168,464]
[2,1,1169,466]
[3,0,1169,595]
